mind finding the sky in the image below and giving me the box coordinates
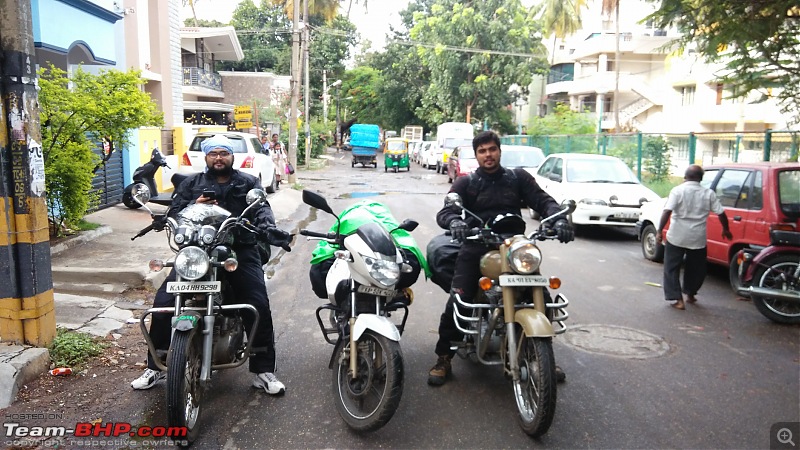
[181,1,411,51]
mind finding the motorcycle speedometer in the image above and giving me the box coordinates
[174,246,210,280]
[507,241,542,274]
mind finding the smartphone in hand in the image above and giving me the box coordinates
[202,189,216,200]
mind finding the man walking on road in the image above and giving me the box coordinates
[657,165,732,310]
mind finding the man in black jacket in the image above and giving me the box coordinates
[428,130,574,386]
[131,135,292,395]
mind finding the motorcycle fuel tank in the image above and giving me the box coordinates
[480,250,503,280]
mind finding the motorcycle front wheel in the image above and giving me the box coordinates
[332,330,403,432]
[166,329,203,445]
[512,331,557,438]
[751,254,800,324]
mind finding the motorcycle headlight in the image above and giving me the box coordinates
[362,254,400,288]
[174,246,210,280]
[507,241,542,274]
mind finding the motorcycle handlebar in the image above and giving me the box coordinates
[299,229,337,240]
[131,222,156,241]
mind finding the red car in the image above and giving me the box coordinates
[636,162,800,291]
[446,145,479,183]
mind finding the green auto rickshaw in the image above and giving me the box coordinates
[384,138,410,173]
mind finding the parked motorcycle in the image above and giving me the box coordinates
[123,148,183,209]
[443,192,574,438]
[130,184,274,445]
[299,190,421,432]
[738,229,800,324]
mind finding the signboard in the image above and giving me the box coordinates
[235,120,253,129]
[234,105,252,121]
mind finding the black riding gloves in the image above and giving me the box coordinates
[553,219,574,243]
[261,226,294,252]
[449,219,469,242]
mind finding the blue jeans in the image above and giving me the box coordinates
[663,242,707,301]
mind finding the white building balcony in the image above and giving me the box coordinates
[571,33,673,60]
[697,103,782,125]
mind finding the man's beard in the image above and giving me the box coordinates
[207,163,233,177]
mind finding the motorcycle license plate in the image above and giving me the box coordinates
[499,275,549,286]
[167,281,221,293]
[357,285,397,297]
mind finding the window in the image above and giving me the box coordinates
[674,138,689,160]
[714,169,750,208]
[538,157,556,177]
[701,169,719,189]
[679,85,695,106]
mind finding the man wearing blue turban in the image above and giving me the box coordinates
[131,134,292,395]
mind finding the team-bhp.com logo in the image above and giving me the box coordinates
[4,421,188,446]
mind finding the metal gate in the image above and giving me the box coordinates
[90,146,124,210]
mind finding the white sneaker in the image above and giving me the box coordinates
[252,372,285,395]
[131,368,165,390]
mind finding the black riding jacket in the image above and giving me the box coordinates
[436,166,561,230]
[169,170,276,244]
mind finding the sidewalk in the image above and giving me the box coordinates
[0,180,307,408]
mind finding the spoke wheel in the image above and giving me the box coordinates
[166,329,203,445]
[751,255,800,324]
[512,332,557,438]
[332,330,403,432]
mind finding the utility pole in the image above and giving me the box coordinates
[322,70,328,124]
[0,0,57,346]
[288,0,300,184]
[303,0,311,168]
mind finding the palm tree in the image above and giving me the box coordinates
[539,0,587,117]
[271,0,341,21]
[601,0,620,132]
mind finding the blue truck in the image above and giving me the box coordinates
[349,124,381,168]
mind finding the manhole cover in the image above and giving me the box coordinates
[562,324,670,359]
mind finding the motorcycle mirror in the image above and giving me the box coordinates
[132,183,151,206]
[302,190,335,215]
[246,189,267,205]
[561,199,577,215]
[397,219,418,232]
[444,193,463,209]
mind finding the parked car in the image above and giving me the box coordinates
[183,132,278,193]
[533,153,660,227]
[635,162,800,292]
[501,145,546,174]
[446,145,479,183]
[409,140,424,163]
[421,142,441,170]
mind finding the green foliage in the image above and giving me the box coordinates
[643,176,682,198]
[48,328,107,369]
[281,119,335,162]
[409,0,547,125]
[643,135,673,182]
[38,65,162,234]
[222,0,292,73]
[527,103,595,136]
[341,67,383,125]
[646,0,800,124]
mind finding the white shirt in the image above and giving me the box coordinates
[664,181,724,249]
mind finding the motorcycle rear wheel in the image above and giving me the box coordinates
[332,330,403,432]
[513,332,557,437]
[751,254,800,324]
[166,330,203,445]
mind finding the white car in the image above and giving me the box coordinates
[532,153,660,227]
[420,142,442,170]
[182,132,278,193]
[409,140,424,163]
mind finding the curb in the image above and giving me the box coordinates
[0,345,50,409]
[50,225,112,257]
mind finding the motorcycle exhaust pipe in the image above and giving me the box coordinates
[748,286,800,303]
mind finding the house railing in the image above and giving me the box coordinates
[182,67,222,91]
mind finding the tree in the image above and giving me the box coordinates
[537,0,586,117]
[527,103,595,136]
[38,65,163,234]
[270,0,340,21]
[341,66,382,124]
[220,0,292,73]
[646,0,800,124]
[602,0,620,132]
[409,0,548,126]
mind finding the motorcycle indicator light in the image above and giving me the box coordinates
[479,277,494,291]
[549,277,562,289]
[223,258,238,272]
[149,259,164,272]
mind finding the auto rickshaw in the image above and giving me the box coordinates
[384,138,410,172]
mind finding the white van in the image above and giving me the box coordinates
[435,122,474,174]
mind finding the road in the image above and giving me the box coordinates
[11,151,797,449]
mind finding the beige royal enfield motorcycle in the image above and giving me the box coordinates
[445,193,575,438]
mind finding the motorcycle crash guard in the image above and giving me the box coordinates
[515,309,555,337]
[352,314,401,342]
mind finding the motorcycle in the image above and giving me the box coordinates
[123,147,184,209]
[443,192,574,438]
[129,184,273,445]
[737,229,800,324]
[299,190,420,432]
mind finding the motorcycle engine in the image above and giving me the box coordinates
[212,315,244,364]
